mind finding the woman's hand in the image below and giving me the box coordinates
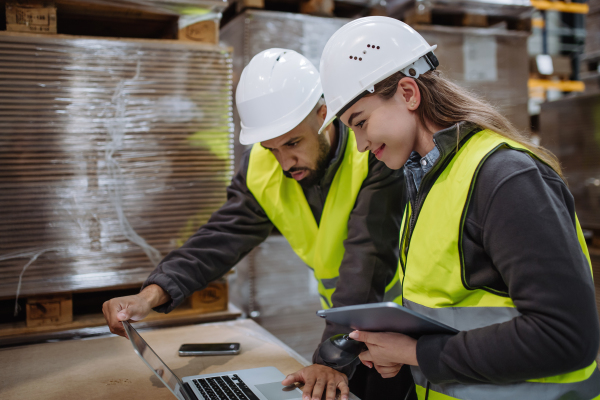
[349,330,418,378]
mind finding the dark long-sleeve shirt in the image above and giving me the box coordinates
[142,125,406,375]
[412,124,599,384]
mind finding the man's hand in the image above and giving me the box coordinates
[102,284,170,338]
[281,364,349,400]
[349,330,418,378]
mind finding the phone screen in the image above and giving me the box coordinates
[179,343,240,352]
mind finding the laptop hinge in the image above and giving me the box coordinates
[181,382,198,400]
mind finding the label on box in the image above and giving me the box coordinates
[463,35,497,82]
[6,4,57,34]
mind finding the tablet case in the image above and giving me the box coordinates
[317,302,459,338]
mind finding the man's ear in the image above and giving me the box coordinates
[317,104,327,122]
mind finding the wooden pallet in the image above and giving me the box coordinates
[2,0,221,43]
[403,8,531,31]
[386,0,533,32]
[581,51,600,81]
[223,0,384,23]
[0,277,231,338]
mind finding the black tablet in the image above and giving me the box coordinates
[317,302,459,338]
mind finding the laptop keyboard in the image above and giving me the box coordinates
[193,374,260,400]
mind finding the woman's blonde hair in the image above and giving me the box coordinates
[370,70,564,178]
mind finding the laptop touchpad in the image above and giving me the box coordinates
[254,382,302,400]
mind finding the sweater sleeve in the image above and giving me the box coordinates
[312,155,406,377]
[417,149,599,384]
[142,150,273,313]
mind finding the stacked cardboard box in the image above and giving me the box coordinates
[0,34,233,299]
[221,10,531,171]
[539,94,600,230]
[581,0,600,94]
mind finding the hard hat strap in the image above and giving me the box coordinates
[400,54,436,79]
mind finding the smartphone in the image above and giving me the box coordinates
[178,343,241,356]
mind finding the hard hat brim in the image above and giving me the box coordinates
[240,87,324,145]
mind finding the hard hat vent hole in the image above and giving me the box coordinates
[349,56,352,59]
[367,44,371,48]
[354,57,357,60]
[363,51,366,54]
[359,58,362,61]
[377,46,380,49]
[409,68,416,76]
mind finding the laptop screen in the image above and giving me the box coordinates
[122,321,187,399]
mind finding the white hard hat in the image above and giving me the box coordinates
[236,48,323,145]
[318,17,439,134]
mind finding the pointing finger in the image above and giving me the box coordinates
[282,371,302,386]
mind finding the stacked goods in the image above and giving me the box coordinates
[584,0,600,54]
[539,93,600,318]
[0,34,234,300]
[4,0,227,43]
[387,0,534,31]
[581,0,600,94]
[222,10,530,170]
[418,25,530,134]
[539,94,600,230]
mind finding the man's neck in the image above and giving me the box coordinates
[326,123,339,162]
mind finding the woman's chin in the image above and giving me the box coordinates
[381,156,405,170]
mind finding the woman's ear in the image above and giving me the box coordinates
[397,77,421,110]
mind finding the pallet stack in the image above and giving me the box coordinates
[389,0,533,31]
[0,0,235,340]
[580,0,600,94]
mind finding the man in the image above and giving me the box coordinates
[102,49,410,400]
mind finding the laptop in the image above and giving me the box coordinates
[122,320,308,400]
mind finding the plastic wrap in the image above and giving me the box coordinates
[0,34,234,301]
[51,0,228,15]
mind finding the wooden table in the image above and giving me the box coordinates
[0,319,311,400]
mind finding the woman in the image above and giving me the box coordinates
[317,16,600,400]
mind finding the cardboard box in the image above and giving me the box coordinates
[6,2,57,34]
[221,10,531,171]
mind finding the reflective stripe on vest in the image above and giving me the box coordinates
[246,131,369,309]
[400,129,600,400]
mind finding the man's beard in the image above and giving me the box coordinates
[283,135,331,187]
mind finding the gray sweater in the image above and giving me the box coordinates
[142,124,406,375]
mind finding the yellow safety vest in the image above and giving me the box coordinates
[247,131,401,309]
[399,129,600,400]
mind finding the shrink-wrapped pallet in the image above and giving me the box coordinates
[0,33,234,300]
